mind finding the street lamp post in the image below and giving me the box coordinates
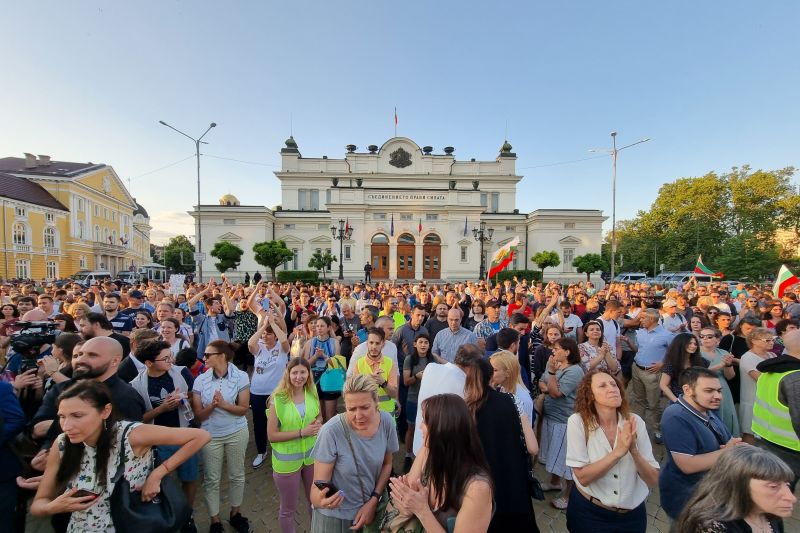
[331,219,353,280]
[590,133,650,281]
[472,221,494,280]
[159,120,217,282]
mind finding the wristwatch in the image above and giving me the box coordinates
[380,380,388,388]
[370,490,381,502]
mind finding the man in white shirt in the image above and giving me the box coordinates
[660,299,688,334]
[348,316,398,376]
[598,300,623,354]
[412,343,483,455]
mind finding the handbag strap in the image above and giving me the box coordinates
[338,414,368,504]
[111,422,135,484]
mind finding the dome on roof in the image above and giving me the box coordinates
[133,200,149,218]
[219,194,240,206]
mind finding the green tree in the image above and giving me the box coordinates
[531,250,560,280]
[308,250,337,280]
[161,235,195,274]
[715,233,781,281]
[573,253,607,282]
[253,240,294,281]
[210,241,244,273]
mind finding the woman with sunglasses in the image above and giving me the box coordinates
[739,327,778,445]
[191,340,252,533]
[698,328,741,437]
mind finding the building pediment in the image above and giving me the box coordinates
[218,232,242,242]
[309,235,332,244]
[559,235,582,245]
[457,238,473,246]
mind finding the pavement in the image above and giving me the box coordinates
[24,412,800,533]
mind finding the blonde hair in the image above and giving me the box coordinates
[489,350,525,391]
[343,373,379,403]
[271,358,318,405]
[746,326,773,349]
[68,302,91,319]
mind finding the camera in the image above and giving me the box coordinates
[10,321,58,355]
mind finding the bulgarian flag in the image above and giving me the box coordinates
[488,237,520,278]
[694,255,723,278]
[773,265,800,298]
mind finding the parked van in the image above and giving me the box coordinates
[613,272,648,283]
[72,270,112,287]
[665,271,714,286]
[117,271,139,286]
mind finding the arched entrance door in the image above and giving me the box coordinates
[371,234,389,279]
[423,234,441,279]
[397,233,415,279]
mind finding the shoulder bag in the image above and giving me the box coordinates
[110,423,191,533]
[338,414,390,533]
[319,355,346,393]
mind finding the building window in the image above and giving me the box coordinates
[426,214,438,221]
[44,227,56,248]
[223,219,236,225]
[297,189,320,210]
[564,222,575,229]
[563,248,575,272]
[460,246,468,262]
[112,230,117,244]
[505,226,515,231]
[480,193,487,207]
[326,189,332,205]
[490,192,499,213]
[292,249,299,270]
[344,245,351,261]
[46,261,57,280]
[45,213,55,223]
[400,213,412,221]
[374,213,386,220]
[15,260,29,279]
[80,256,87,269]
[15,207,26,218]
[284,224,295,229]
[112,212,116,222]
[94,225,100,241]
[78,220,85,239]
[310,190,319,210]
[103,228,109,243]
[325,248,331,255]
[78,198,84,211]
[104,208,109,219]
[94,204,99,217]
[298,189,306,210]
[513,253,519,269]
[12,223,27,245]
[315,248,322,255]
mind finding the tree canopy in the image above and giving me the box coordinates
[573,253,607,282]
[210,241,244,273]
[531,250,560,280]
[308,250,337,280]
[253,240,294,280]
[161,235,195,274]
[610,165,798,280]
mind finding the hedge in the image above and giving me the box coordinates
[493,269,542,284]
[276,270,320,283]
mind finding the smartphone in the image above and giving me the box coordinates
[73,489,99,499]
[314,480,339,495]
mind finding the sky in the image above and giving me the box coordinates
[3,1,799,245]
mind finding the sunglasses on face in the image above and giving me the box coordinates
[699,334,717,339]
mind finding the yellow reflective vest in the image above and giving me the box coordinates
[271,388,321,474]
[752,369,800,452]
[356,355,396,414]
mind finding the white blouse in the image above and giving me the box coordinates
[565,413,658,509]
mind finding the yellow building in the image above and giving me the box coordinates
[0,154,151,281]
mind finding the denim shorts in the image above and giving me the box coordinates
[156,444,199,482]
[405,401,418,425]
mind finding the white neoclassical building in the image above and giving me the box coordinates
[189,136,606,282]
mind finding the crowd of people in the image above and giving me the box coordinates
[0,274,798,533]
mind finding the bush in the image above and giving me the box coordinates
[493,269,542,284]
[277,270,320,284]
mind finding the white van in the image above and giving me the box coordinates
[117,271,140,286]
[613,272,648,283]
[666,272,714,286]
[72,270,112,288]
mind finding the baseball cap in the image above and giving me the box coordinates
[486,298,501,308]
[128,290,144,299]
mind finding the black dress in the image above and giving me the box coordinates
[475,389,540,533]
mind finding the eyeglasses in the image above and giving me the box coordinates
[758,338,775,343]
[204,352,223,357]
[154,356,174,363]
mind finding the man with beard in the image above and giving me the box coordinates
[78,312,130,359]
[424,302,450,342]
[102,292,134,336]
[29,336,146,444]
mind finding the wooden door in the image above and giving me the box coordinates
[371,244,389,279]
[397,244,415,279]
[423,244,441,279]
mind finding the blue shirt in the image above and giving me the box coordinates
[659,397,732,519]
[634,325,674,366]
[431,327,478,363]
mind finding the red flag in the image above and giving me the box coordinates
[394,107,398,126]
[418,218,422,234]
[345,218,350,233]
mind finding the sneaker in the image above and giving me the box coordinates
[182,517,197,533]
[551,497,569,510]
[229,512,250,533]
[403,456,413,474]
[654,432,663,444]
[209,522,224,533]
[540,480,563,492]
[252,453,265,469]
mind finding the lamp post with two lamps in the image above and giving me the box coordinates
[159,120,217,282]
[331,219,353,280]
[472,221,494,280]
[590,132,650,281]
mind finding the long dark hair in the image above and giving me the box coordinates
[410,333,431,368]
[422,394,491,512]
[56,381,118,489]
[663,333,705,383]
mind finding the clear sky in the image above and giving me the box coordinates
[3,1,798,244]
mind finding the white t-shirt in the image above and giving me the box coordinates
[347,341,398,377]
[739,351,774,412]
[561,314,584,339]
[514,383,534,423]
[598,317,619,352]
[412,362,466,455]
[250,340,288,396]
[169,338,189,357]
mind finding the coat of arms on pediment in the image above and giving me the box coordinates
[389,147,412,168]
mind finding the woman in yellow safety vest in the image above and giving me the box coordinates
[267,357,322,533]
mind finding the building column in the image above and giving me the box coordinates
[389,243,397,279]
[414,243,423,280]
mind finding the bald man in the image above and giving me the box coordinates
[30,336,146,446]
[431,308,479,364]
[753,329,800,489]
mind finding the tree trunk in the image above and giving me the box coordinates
[270,267,277,281]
